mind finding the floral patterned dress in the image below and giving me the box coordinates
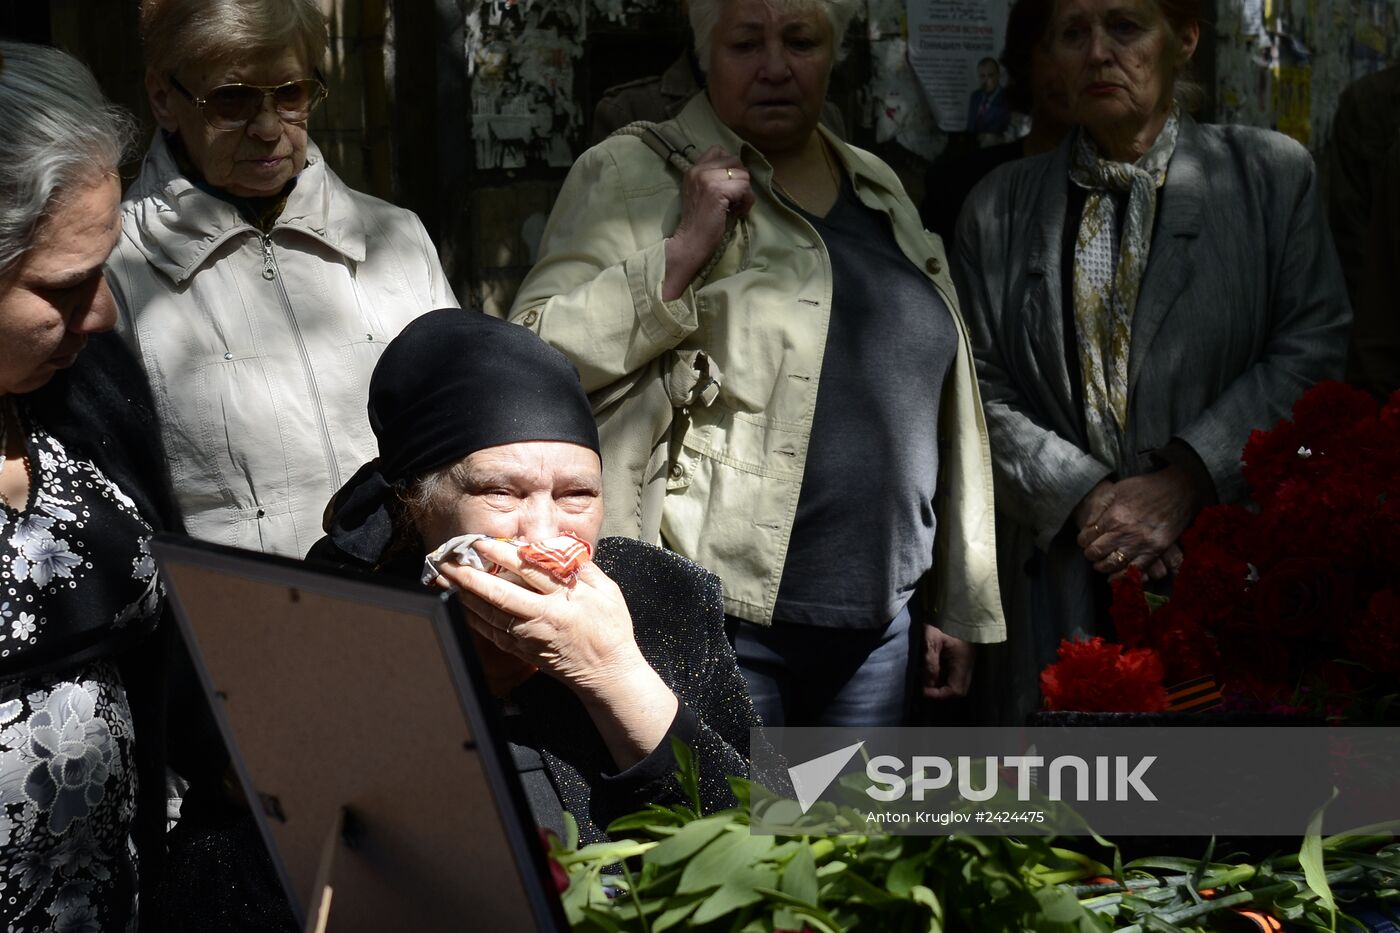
[0,407,162,933]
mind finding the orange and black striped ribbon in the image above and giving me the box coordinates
[1165,675,1223,712]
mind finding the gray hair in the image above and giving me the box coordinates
[401,459,471,530]
[690,0,859,71]
[139,0,329,76]
[385,458,471,558]
[0,41,135,281]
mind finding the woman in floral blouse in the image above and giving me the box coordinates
[0,42,181,932]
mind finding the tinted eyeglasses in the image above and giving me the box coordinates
[169,74,328,130]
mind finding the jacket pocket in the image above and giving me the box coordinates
[188,355,285,513]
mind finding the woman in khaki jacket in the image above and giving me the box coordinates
[105,0,457,559]
[511,0,1004,728]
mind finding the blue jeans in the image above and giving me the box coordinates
[728,604,913,728]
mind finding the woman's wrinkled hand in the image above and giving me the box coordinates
[434,537,678,769]
[434,537,647,702]
[663,145,753,300]
[1075,466,1201,579]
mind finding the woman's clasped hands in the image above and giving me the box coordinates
[1073,465,1202,581]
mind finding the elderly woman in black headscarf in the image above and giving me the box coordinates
[308,310,762,843]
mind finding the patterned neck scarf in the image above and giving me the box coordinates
[1068,108,1180,467]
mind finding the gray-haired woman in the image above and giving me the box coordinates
[513,0,1005,728]
[1,41,180,932]
[105,0,458,560]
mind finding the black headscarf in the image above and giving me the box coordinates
[316,309,599,565]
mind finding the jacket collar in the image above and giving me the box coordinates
[120,131,367,285]
[1128,115,1204,389]
[659,52,702,101]
[1027,115,1205,267]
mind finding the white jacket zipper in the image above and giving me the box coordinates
[262,233,343,492]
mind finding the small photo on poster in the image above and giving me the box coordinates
[966,56,1012,137]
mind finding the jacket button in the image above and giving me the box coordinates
[223,352,233,360]
[256,508,266,518]
[522,309,539,326]
[670,463,684,478]
[926,257,943,275]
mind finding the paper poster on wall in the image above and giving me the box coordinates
[905,0,1011,135]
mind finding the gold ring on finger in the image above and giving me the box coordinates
[726,168,734,180]
[1110,549,1127,566]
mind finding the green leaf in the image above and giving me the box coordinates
[909,883,943,926]
[558,839,655,867]
[1301,794,1340,932]
[886,855,924,897]
[772,906,802,931]
[652,893,706,932]
[646,815,734,868]
[840,869,901,905]
[1124,857,1222,873]
[607,814,668,834]
[677,829,768,895]
[780,842,820,906]
[672,737,703,814]
[752,888,845,933]
[726,775,753,811]
[1033,885,1102,931]
[691,868,778,925]
[578,905,626,932]
[1140,914,1192,933]
[563,810,579,852]
[756,798,806,829]
[561,866,600,927]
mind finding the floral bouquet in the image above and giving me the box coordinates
[1041,382,1400,719]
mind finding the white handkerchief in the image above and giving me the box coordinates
[422,533,509,586]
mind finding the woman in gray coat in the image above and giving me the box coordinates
[953,0,1350,721]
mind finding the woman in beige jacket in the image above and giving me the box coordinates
[512,0,1004,728]
[105,0,457,559]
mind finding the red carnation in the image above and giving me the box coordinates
[1249,557,1357,639]
[1343,589,1400,675]
[1150,607,1220,684]
[1381,389,1400,427]
[1170,542,1252,634]
[1242,382,1379,506]
[1290,381,1378,438]
[1182,503,1257,554]
[1040,637,1169,712]
[1109,566,1150,648]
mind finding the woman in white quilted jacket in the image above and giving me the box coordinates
[105,0,459,558]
